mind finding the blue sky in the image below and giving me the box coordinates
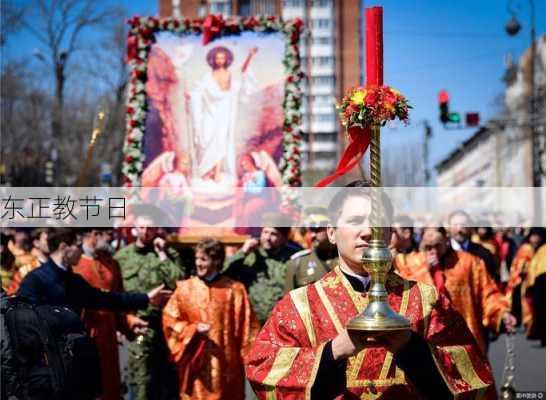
[373,0,545,169]
[3,0,545,172]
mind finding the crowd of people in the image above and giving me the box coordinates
[1,181,546,399]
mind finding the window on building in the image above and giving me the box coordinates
[312,37,333,45]
[313,113,335,122]
[239,0,250,16]
[209,1,231,15]
[312,76,335,86]
[313,0,330,7]
[284,0,304,7]
[311,56,333,66]
[312,19,331,29]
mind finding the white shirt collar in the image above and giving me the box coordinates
[52,258,68,271]
[340,264,370,288]
[450,238,468,251]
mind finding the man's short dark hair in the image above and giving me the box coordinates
[423,226,448,237]
[327,180,394,227]
[0,231,12,247]
[78,227,111,237]
[47,228,79,253]
[528,227,546,242]
[1,232,15,271]
[195,238,226,265]
[394,214,414,232]
[31,228,48,243]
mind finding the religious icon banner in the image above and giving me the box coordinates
[123,15,304,233]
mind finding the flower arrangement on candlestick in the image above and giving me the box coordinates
[337,85,410,128]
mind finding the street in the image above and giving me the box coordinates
[489,329,546,393]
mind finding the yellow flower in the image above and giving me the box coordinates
[350,89,367,105]
[390,88,401,96]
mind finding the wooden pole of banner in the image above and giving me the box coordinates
[77,109,107,186]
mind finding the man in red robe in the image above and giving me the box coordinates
[74,228,148,400]
[505,228,545,328]
[8,228,49,294]
[390,214,424,276]
[246,181,494,399]
[163,238,260,399]
[396,227,516,355]
[524,243,546,345]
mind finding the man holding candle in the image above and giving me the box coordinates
[245,181,494,399]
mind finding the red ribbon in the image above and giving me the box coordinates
[315,126,371,187]
[202,15,224,45]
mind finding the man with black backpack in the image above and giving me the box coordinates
[5,228,172,400]
[1,287,18,400]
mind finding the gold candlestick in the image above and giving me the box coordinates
[346,125,411,331]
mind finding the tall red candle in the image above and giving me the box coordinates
[365,7,383,86]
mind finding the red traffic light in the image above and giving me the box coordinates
[466,112,480,127]
[438,90,449,104]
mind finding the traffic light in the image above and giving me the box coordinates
[448,112,461,123]
[466,112,480,127]
[438,90,449,123]
[438,90,461,124]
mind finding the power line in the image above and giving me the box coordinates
[387,51,508,76]
[384,30,528,39]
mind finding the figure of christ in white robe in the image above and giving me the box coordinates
[188,47,258,187]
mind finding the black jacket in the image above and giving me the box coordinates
[1,288,18,399]
[17,259,148,313]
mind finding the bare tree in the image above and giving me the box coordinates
[383,143,425,187]
[0,0,26,46]
[1,61,52,185]
[77,20,129,185]
[21,0,124,177]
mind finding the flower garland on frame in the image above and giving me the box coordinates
[315,85,411,187]
[123,15,304,207]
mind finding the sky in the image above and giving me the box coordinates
[3,0,545,175]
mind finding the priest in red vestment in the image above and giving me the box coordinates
[396,227,516,355]
[163,238,260,400]
[74,228,148,400]
[246,181,495,399]
[505,228,545,329]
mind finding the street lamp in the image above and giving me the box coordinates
[505,16,521,36]
[505,0,542,225]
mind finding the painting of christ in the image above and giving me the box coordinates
[140,31,287,231]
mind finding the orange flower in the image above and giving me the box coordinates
[365,91,378,106]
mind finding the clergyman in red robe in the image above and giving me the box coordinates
[246,181,494,399]
[74,228,148,400]
[163,238,260,400]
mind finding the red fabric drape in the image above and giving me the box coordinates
[315,126,371,187]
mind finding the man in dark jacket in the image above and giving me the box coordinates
[14,228,171,400]
[17,228,170,313]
